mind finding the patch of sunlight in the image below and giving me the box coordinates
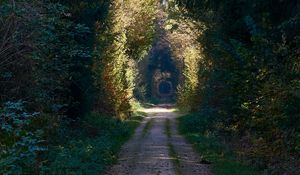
[143,107,178,113]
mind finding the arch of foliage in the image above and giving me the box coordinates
[92,0,156,119]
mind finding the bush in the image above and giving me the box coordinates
[42,113,142,175]
[178,113,268,175]
[0,101,46,175]
[43,136,116,175]
[178,109,217,134]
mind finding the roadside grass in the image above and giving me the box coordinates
[178,114,269,175]
[142,102,157,108]
[44,111,145,175]
[170,108,179,113]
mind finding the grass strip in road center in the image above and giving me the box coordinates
[142,118,154,137]
[168,143,183,175]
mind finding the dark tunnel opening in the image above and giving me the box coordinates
[158,81,172,96]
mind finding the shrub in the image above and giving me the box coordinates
[42,113,141,175]
[0,101,46,175]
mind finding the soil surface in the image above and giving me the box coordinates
[106,104,211,175]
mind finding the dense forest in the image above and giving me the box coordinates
[173,0,300,174]
[0,0,299,174]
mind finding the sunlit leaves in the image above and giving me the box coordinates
[166,5,204,111]
[93,0,156,118]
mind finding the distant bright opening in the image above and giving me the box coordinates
[159,81,172,95]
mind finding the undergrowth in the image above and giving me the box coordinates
[178,113,269,175]
[42,112,144,175]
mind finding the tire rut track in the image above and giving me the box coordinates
[106,105,211,175]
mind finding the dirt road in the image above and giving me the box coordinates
[106,105,211,175]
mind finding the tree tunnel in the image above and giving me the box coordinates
[136,7,179,103]
[144,44,178,103]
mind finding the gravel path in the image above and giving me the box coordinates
[106,105,211,175]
